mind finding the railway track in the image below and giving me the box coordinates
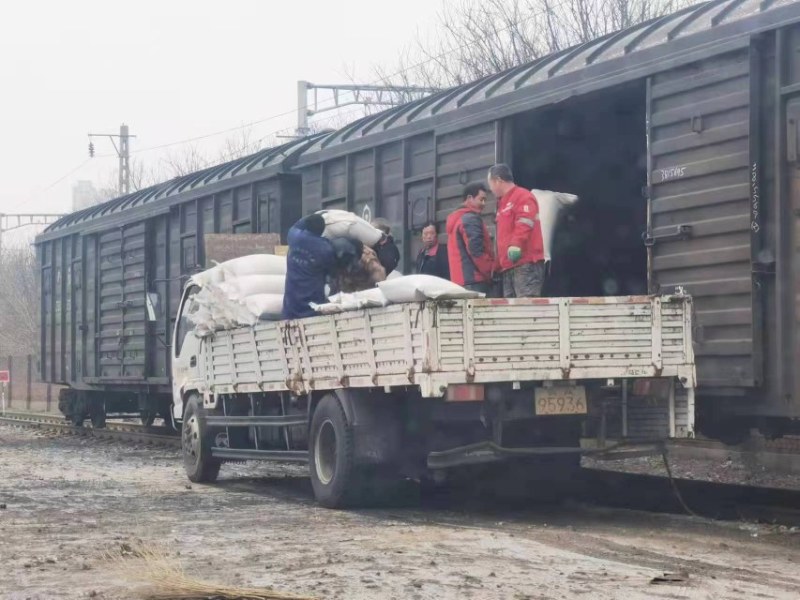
[0,410,180,448]
[577,468,800,526]
[2,410,800,525]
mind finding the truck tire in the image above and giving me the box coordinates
[182,395,221,483]
[309,394,360,508]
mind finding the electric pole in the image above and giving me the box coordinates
[295,81,440,137]
[88,123,135,196]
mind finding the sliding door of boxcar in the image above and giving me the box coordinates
[647,48,755,388]
[96,223,147,379]
[69,235,82,382]
[39,242,53,382]
[83,234,97,379]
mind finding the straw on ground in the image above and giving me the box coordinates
[109,540,316,600]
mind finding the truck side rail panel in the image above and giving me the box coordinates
[198,295,696,399]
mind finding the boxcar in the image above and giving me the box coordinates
[295,0,800,439]
[37,0,800,439]
[35,135,321,426]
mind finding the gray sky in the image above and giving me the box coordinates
[0,0,441,241]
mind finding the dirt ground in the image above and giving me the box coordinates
[2,424,800,600]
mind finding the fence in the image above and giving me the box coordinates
[1,355,62,413]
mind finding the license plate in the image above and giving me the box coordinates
[535,386,588,415]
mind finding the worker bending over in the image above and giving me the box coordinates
[282,214,335,319]
[488,164,545,297]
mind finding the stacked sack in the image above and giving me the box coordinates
[186,210,386,334]
[185,210,485,330]
[187,254,287,336]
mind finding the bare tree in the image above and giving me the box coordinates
[129,157,163,192]
[159,144,211,178]
[0,245,39,357]
[376,0,693,89]
[217,127,262,163]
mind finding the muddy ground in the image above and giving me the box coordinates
[2,424,800,600]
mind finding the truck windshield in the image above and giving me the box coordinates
[174,285,200,357]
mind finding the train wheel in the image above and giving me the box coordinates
[309,393,361,508]
[140,411,156,427]
[70,413,87,427]
[182,395,221,483]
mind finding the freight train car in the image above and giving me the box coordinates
[37,0,800,439]
[295,0,800,440]
[35,135,322,426]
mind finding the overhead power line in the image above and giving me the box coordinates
[27,0,586,208]
[94,0,577,156]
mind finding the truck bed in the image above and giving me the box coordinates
[198,294,696,398]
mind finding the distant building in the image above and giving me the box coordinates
[72,180,97,212]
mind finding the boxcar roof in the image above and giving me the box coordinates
[297,0,800,166]
[38,133,325,240]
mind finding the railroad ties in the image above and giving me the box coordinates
[0,411,180,448]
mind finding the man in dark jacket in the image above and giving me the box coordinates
[372,218,401,274]
[446,182,494,293]
[415,221,450,279]
[282,214,335,319]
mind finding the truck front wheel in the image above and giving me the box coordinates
[182,394,221,483]
[309,394,360,508]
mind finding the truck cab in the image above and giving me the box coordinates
[171,284,202,424]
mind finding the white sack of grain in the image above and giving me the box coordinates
[316,209,383,246]
[532,189,579,263]
[243,293,284,320]
[190,254,287,287]
[311,287,389,314]
[218,274,285,298]
[378,274,482,302]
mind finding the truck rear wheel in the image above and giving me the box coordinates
[309,394,360,508]
[182,395,221,483]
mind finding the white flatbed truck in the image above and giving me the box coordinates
[171,285,696,507]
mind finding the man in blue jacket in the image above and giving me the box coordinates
[282,214,335,319]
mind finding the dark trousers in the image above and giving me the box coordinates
[502,261,546,298]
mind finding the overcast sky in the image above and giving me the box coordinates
[0,0,441,242]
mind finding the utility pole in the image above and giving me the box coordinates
[295,81,440,137]
[88,123,135,196]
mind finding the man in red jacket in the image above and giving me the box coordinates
[446,181,494,294]
[488,164,545,297]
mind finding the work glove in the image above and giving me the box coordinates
[507,246,522,263]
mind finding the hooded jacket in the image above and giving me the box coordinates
[282,218,335,319]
